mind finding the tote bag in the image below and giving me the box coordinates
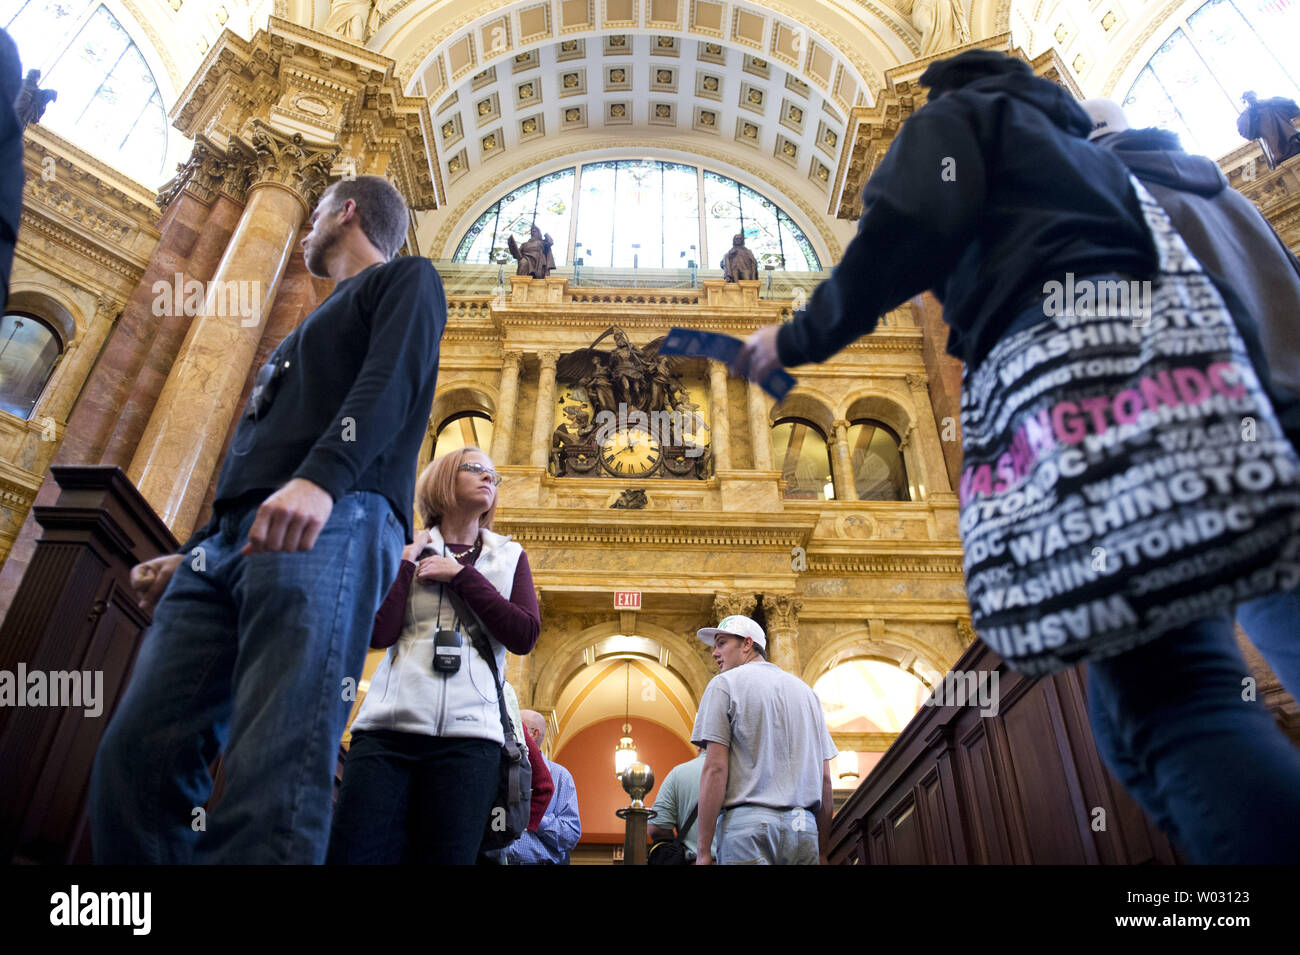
[958,177,1300,675]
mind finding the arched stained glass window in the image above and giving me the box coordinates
[433,411,494,462]
[0,311,61,419]
[1122,0,1300,159]
[3,0,169,178]
[772,417,834,500]
[453,161,821,271]
[847,420,909,501]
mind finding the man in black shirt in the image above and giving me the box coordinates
[91,176,445,864]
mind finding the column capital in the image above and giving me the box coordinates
[169,17,439,212]
[712,592,756,621]
[832,419,851,439]
[764,593,803,633]
[904,372,928,390]
[237,119,338,211]
[538,349,560,368]
[501,349,524,371]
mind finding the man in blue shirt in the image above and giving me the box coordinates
[507,710,581,864]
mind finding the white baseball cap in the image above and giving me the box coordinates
[697,614,767,651]
[1081,98,1130,141]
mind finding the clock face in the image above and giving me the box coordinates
[599,427,662,477]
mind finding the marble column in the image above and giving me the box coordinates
[129,125,336,539]
[530,350,559,469]
[491,350,523,466]
[904,372,953,498]
[831,419,855,502]
[765,594,804,677]
[708,360,731,472]
[748,380,774,471]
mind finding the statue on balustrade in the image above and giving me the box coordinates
[13,69,55,129]
[720,233,759,282]
[507,225,556,278]
[1237,91,1300,170]
[896,0,970,57]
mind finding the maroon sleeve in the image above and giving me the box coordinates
[524,731,554,832]
[445,550,540,655]
[370,560,415,649]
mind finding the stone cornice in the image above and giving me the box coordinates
[494,510,819,548]
[807,550,965,575]
[17,209,152,279]
[22,127,161,227]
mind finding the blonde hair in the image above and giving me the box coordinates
[415,446,497,530]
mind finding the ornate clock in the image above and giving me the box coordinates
[599,426,661,477]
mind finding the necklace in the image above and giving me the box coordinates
[445,538,481,560]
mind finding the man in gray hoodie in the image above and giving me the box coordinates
[1085,98,1300,834]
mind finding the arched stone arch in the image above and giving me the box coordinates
[430,380,498,426]
[770,389,836,435]
[802,626,950,690]
[841,392,914,439]
[532,618,715,716]
[6,289,81,347]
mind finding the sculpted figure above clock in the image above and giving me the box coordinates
[550,325,712,480]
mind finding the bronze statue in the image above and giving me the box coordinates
[720,232,759,282]
[13,69,56,129]
[507,225,556,278]
[1237,91,1300,170]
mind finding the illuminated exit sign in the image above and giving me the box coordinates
[614,591,641,610]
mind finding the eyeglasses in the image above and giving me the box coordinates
[459,462,502,486]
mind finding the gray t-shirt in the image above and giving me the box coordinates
[691,660,838,811]
[648,752,715,856]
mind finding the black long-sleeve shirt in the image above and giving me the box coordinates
[183,256,445,548]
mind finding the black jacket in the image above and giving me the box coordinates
[0,29,24,308]
[1100,126,1300,398]
[183,256,445,548]
[778,55,1157,369]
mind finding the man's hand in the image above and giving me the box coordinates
[415,554,467,584]
[695,849,714,865]
[403,528,432,563]
[731,324,782,384]
[242,478,334,555]
[129,554,184,612]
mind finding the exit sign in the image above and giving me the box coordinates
[615,591,641,610]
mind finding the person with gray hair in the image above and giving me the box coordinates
[505,709,581,864]
[92,174,447,864]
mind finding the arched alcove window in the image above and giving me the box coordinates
[0,311,62,418]
[848,419,910,501]
[432,410,494,461]
[3,0,169,178]
[772,416,834,500]
[453,160,821,271]
[814,658,929,788]
[1121,0,1300,159]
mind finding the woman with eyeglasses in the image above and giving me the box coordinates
[327,447,542,864]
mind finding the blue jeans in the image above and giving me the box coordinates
[716,806,820,865]
[89,491,403,864]
[1087,608,1300,863]
[327,730,500,865]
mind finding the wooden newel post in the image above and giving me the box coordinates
[615,762,654,865]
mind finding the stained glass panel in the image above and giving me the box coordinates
[1238,0,1300,82]
[1188,0,1299,128]
[738,185,784,268]
[4,0,93,74]
[662,163,699,267]
[703,172,742,272]
[611,160,663,267]
[532,168,575,267]
[575,162,616,267]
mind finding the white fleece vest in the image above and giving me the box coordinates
[351,526,523,743]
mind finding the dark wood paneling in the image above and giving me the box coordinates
[830,639,1185,865]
